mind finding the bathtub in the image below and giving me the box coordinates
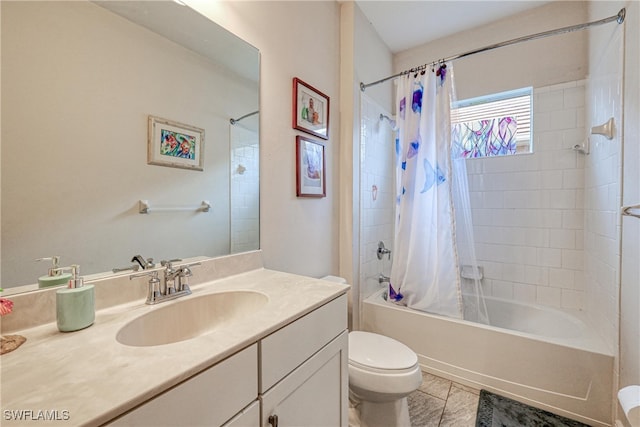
[361,289,614,426]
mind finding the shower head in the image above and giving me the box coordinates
[379,113,398,131]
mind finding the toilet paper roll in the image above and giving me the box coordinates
[618,385,640,427]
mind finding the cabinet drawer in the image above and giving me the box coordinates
[109,344,258,426]
[222,400,259,427]
[260,294,347,392]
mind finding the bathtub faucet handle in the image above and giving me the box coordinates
[377,241,391,260]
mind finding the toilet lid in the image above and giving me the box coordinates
[349,331,418,370]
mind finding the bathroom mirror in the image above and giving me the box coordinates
[1,1,260,293]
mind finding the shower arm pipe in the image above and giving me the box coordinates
[230,110,259,125]
[360,8,626,92]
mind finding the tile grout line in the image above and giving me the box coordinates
[409,373,481,427]
[437,381,453,426]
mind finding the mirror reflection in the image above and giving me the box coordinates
[1,0,260,292]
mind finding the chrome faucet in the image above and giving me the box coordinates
[162,260,200,298]
[377,241,391,260]
[162,261,178,295]
[129,260,200,305]
[160,259,184,294]
[131,254,154,270]
[379,273,390,284]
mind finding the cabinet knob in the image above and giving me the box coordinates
[268,414,279,427]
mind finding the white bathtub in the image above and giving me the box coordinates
[362,289,614,426]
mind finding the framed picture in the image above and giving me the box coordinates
[293,77,329,140]
[148,115,204,171]
[296,135,326,198]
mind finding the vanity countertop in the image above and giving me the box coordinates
[0,268,349,426]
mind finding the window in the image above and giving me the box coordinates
[451,87,532,158]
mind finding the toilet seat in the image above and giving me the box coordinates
[349,331,418,371]
[349,359,419,375]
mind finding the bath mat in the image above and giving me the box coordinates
[476,390,590,427]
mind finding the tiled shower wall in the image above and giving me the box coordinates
[359,80,617,320]
[230,125,260,254]
[584,22,623,353]
[468,81,587,310]
[359,95,395,300]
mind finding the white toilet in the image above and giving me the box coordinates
[319,276,422,426]
[348,331,423,427]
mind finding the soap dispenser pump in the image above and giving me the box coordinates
[36,256,72,288]
[56,265,95,332]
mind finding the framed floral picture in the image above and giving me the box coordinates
[296,135,326,198]
[148,115,204,171]
[293,77,329,140]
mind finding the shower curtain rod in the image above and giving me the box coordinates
[360,8,626,92]
[230,110,259,125]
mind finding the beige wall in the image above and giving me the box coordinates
[187,1,342,279]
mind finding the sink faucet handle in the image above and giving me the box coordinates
[131,255,154,269]
[176,263,200,292]
[161,261,173,272]
[176,267,192,293]
[160,258,182,267]
[160,259,185,296]
[36,256,63,276]
[181,261,201,269]
[36,255,61,265]
[129,270,161,304]
[112,264,140,273]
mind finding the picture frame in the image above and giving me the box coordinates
[296,135,326,198]
[148,115,204,171]
[293,77,329,140]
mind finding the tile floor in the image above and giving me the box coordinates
[408,372,480,427]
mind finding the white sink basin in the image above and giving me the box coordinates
[116,291,268,347]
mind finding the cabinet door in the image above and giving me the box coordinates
[222,401,259,427]
[261,331,348,427]
[108,344,258,426]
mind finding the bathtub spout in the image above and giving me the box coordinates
[378,273,390,284]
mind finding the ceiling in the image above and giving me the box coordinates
[356,1,553,53]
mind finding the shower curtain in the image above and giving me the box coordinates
[390,63,487,322]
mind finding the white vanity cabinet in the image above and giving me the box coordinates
[260,294,348,427]
[108,344,260,427]
[106,293,348,427]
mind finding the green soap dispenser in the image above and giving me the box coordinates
[36,256,72,288]
[56,265,95,332]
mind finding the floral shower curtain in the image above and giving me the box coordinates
[389,63,465,319]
